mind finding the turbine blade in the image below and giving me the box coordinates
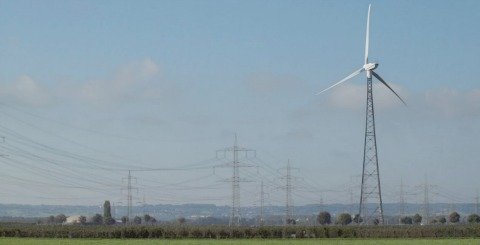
[371,71,407,106]
[316,68,364,95]
[365,4,371,65]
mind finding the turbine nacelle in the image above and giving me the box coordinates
[363,62,378,71]
[363,63,378,78]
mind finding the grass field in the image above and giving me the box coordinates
[1,238,479,245]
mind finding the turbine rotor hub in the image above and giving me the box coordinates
[363,62,378,71]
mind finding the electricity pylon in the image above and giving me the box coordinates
[279,160,299,226]
[214,134,256,226]
[122,170,138,224]
[259,180,266,226]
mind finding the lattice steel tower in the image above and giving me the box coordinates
[278,160,298,226]
[231,138,240,226]
[122,170,137,225]
[215,134,256,226]
[358,76,384,224]
[259,181,265,226]
[285,162,293,225]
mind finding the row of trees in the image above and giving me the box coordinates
[45,213,104,225]
[44,201,480,226]
[120,214,158,225]
[45,201,156,225]
[317,212,354,225]
[316,211,480,226]
[46,214,67,224]
[400,212,480,224]
[104,200,158,225]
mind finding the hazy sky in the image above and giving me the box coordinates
[0,0,479,207]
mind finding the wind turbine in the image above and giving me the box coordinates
[317,4,406,225]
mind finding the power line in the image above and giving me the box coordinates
[0,102,156,142]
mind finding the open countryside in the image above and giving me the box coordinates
[1,0,479,243]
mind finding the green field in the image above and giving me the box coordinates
[1,239,479,245]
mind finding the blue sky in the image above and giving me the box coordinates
[0,0,479,207]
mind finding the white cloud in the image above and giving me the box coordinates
[244,72,303,95]
[326,82,408,111]
[424,87,480,117]
[77,58,161,104]
[467,89,480,105]
[1,59,179,108]
[0,75,52,106]
[324,83,480,118]
[283,129,315,141]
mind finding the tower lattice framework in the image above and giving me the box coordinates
[359,77,384,224]
[214,135,256,227]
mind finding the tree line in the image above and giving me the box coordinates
[40,201,480,227]
[316,211,480,226]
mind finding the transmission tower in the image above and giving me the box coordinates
[214,134,256,226]
[142,193,147,216]
[476,190,479,215]
[319,195,324,211]
[358,76,384,225]
[259,181,265,226]
[449,202,456,215]
[423,179,429,225]
[316,195,325,225]
[279,160,298,226]
[348,175,356,214]
[285,162,293,225]
[127,171,133,222]
[398,178,405,223]
[122,170,137,224]
[416,177,435,225]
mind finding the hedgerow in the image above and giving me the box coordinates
[0,223,479,239]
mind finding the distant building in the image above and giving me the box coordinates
[64,215,83,225]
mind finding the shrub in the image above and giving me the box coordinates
[413,214,422,224]
[92,214,102,225]
[353,214,363,224]
[400,216,412,225]
[121,216,128,224]
[449,212,460,223]
[317,211,331,225]
[336,213,352,226]
[133,216,142,225]
[438,216,447,224]
[467,214,480,223]
[54,214,67,224]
